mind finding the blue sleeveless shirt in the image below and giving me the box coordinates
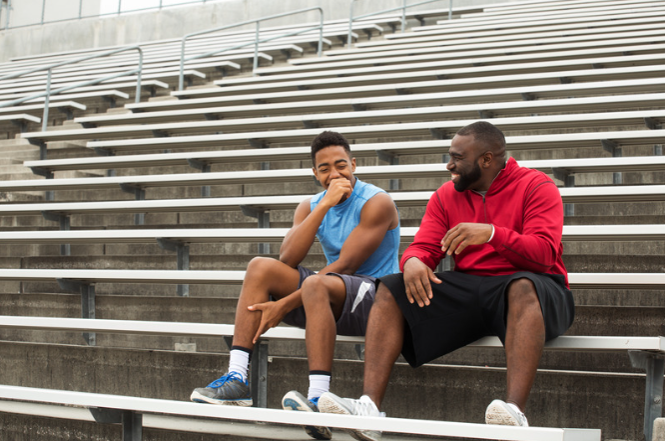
[310,179,400,278]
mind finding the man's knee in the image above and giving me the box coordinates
[506,278,541,313]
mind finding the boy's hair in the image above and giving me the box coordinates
[310,131,351,164]
[456,121,506,154]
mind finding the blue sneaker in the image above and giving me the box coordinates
[282,390,332,440]
[190,372,252,406]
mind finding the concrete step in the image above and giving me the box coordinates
[0,292,660,372]
[0,341,648,440]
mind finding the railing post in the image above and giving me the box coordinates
[42,68,52,133]
[253,21,260,74]
[135,48,143,104]
[4,0,11,30]
[401,0,407,32]
[78,0,83,19]
[41,0,46,25]
[449,0,453,20]
[348,0,356,49]
[318,7,323,57]
[118,0,122,15]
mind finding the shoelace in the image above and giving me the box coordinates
[349,397,383,417]
[207,371,244,388]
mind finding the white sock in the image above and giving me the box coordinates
[228,349,250,382]
[307,373,331,401]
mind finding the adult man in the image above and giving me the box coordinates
[318,121,575,440]
[190,131,400,440]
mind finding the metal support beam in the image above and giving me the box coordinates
[41,211,71,255]
[645,117,661,130]
[157,238,190,297]
[58,279,95,345]
[120,184,146,225]
[250,341,269,408]
[629,350,665,441]
[601,139,622,185]
[241,206,270,254]
[655,145,663,156]
[430,128,447,140]
[90,408,143,440]
[248,139,268,149]
[377,150,400,191]
[553,169,575,216]
[187,159,212,197]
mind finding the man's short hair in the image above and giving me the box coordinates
[311,131,351,164]
[456,121,506,153]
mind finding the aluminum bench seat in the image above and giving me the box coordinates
[0,384,601,441]
[0,186,664,217]
[76,77,665,127]
[129,66,665,110]
[72,89,665,132]
[0,82,167,104]
[6,156,665,193]
[217,42,665,85]
[21,99,665,145]
[78,110,665,153]
[0,224,662,246]
[172,53,665,98]
[394,8,665,39]
[283,30,665,72]
[22,130,665,174]
[0,101,85,118]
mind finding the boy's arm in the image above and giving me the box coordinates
[250,192,398,342]
[279,177,353,267]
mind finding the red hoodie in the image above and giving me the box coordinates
[400,157,569,287]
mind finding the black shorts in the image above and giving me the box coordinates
[379,271,575,368]
[281,266,378,336]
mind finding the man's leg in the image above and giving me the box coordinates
[362,283,405,409]
[504,278,545,411]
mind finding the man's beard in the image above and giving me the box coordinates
[454,162,482,192]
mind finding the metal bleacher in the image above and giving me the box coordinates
[0,1,663,440]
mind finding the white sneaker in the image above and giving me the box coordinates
[318,392,385,441]
[485,399,529,427]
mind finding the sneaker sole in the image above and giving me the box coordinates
[190,390,253,407]
[485,402,521,426]
[317,396,379,441]
[282,393,332,440]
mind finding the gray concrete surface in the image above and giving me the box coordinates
[0,0,507,62]
[654,418,665,441]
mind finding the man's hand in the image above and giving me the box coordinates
[441,223,492,256]
[320,177,353,207]
[248,299,290,343]
[403,257,442,307]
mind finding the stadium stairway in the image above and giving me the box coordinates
[0,0,663,439]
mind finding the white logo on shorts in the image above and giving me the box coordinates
[351,281,373,313]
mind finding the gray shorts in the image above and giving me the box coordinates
[281,266,378,336]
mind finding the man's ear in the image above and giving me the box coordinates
[351,157,357,172]
[481,151,494,168]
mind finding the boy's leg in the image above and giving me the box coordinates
[191,256,301,406]
[231,256,302,350]
[300,273,347,375]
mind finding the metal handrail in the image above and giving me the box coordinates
[348,0,451,48]
[0,45,143,134]
[178,7,324,90]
